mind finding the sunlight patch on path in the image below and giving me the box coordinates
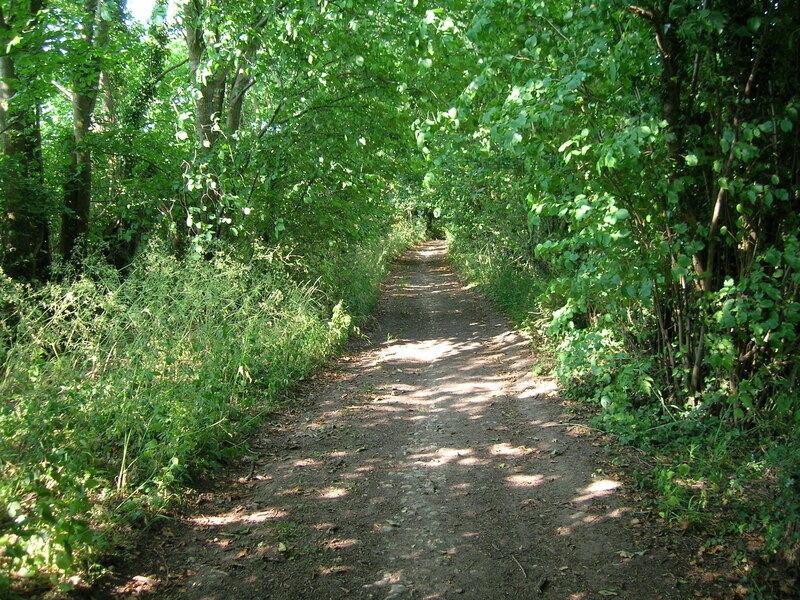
[408,446,475,467]
[191,507,288,527]
[489,443,536,456]
[505,474,545,487]
[573,479,622,504]
[382,339,456,363]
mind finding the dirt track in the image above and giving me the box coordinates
[83,241,715,600]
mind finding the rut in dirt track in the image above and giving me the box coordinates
[92,241,707,600]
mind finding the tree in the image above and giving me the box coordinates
[98,0,171,268]
[0,0,50,280]
[423,0,799,421]
[626,0,800,403]
[60,0,118,265]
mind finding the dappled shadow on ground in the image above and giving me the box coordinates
[93,241,715,600]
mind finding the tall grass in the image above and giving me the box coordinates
[0,221,420,594]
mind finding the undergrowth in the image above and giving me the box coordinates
[445,232,800,597]
[0,219,422,595]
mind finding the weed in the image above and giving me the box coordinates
[272,521,303,543]
[0,221,420,589]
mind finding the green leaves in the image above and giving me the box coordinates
[422,0,799,452]
[604,208,629,225]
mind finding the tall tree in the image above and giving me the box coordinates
[180,0,271,241]
[60,0,117,264]
[423,0,799,420]
[0,0,50,280]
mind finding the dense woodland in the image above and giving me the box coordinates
[1,0,798,596]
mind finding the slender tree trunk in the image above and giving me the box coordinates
[628,3,717,397]
[60,0,112,265]
[62,97,94,263]
[226,64,252,134]
[0,2,50,280]
[185,0,228,149]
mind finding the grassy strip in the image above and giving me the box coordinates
[0,220,422,596]
[445,233,800,597]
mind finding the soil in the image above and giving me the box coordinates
[75,241,732,600]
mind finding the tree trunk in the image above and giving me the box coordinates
[185,0,228,148]
[181,1,269,245]
[0,2,50,281]
[61,95,95,263]
[60,0,113,265]
[226,64,252,134]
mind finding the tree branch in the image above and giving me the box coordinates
[275,86,375,126]
[229,75,257,108]
[156,58,189,83]
[51,79,73,100]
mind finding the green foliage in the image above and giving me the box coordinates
[428,0,799,422]
[0,218,418,587]
[644,462,708,524]
[421,0,800,584]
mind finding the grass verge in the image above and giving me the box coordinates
[0,220,422,597]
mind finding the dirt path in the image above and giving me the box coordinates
[86,241,716,600]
